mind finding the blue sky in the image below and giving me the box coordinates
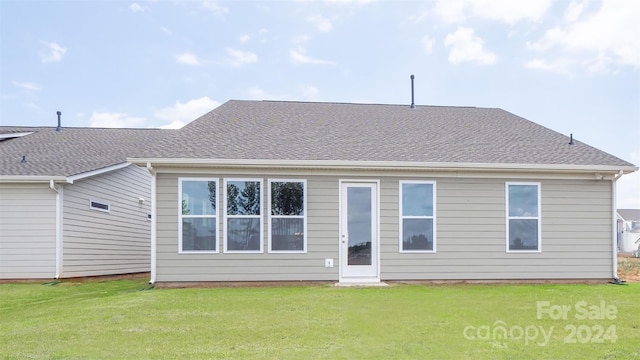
[1,0,639,207]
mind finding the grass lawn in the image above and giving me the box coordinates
[1,279,639,359]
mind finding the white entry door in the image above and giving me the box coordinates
[340,181,379,282]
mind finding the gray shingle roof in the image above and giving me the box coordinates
[146,100,634,167]
[618,209,640,222]
[0,126,170,177]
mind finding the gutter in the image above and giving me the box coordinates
[146,162,157,285]
[0,163,131,184]
[49,180,63,279]
[127,158,638,175]
[612,171,623,282]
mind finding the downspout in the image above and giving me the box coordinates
[49,180,63,279]
[146,163,157,284]
[612,171,623,282]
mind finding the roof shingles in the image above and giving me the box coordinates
[0,127,170,177]
[148,100,633,167]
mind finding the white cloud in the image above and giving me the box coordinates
[39,41,67,63]
[89,112,146,128]
[434,0,552,24]
[292,35,311,45]
[240,34,251,43]
[225,48,257,67]
[527,0,640,72]
[245,85,320,101]
[409,10,429,24]
[12,81,41,91]
[202,1,228,14]
[300,85,320,101]
[129,2,145,13]
[564,0,586,22]
[289,46,336,65]
[444,27,496,65]
[161,26,172,35]
[324,0,376,4]
[154,96,220,128]
[176,52,201,65]
[159,121,185,129]
[246,86,270,100]
[308,14,333,32]
[422,35,434,53]
[525,58,574,75]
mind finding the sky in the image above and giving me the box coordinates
[1,0,639,208]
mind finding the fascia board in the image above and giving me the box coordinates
[0,176,66,183]
[65,162,131,184]
[128,158,638,175]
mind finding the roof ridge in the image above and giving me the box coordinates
[230,99,483,109]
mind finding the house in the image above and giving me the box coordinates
[0,124,169,279]
[129,100,638,284]
[617,209,640,255]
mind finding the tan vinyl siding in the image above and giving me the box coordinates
[156,173,339,281]
[62,165,151,277]
[0,183,56,279]
[155,169,614,282]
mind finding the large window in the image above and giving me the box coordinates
[269,179,306,253]
[506,182,541,252]
[224,179,263,253]
[400,181,436,252]
[179,178,218,253]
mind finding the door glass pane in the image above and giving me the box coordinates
[347,187,372,265]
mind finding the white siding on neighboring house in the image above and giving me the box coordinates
[0,183,56,279]
[62,165,151,277]
[154,168,614,282]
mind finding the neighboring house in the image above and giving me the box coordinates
[0,125,168,279]
[617,209,640,254]
[129,100,638,284]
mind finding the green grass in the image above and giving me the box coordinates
[1,280,639,359]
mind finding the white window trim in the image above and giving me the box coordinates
[223,178,264,253]
[268,179,307,254]
[178,177,219,254]
[399,180,437,253]
[89,199,110,213]
[505,182,542,253]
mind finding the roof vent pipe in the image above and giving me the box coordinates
[56,111,62,132]
[410,75,416,109]
[569,133,574,145]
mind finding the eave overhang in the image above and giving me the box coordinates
[128,158,638,176]
[0,162,131,184]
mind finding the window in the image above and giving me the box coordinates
[89,200,110,212]
[506,182,541,252]
[224,179,263,253]
[399,181,436,252]
[179,178,218,253]
[268,179,306,253]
